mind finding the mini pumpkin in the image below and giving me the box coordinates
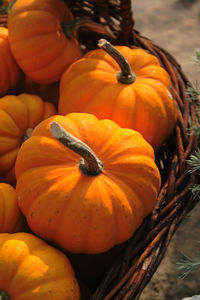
[0,232,80,300]
[0,93,56,185]
[8,0,82,84]
[0,183,25,233]
[58,39,177,149]
[0,27,22,97]
[15,113,161,254]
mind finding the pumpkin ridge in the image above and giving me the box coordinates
[8,0,72,22]
[33,172,88,249]
[8,10,64,42]
[17,166,80,224]
[0,28,18,94]
[107,161,160,216]
[126,48,160,71]
[97,175,126,244]
[17,94,43,130]
[0,137,19,156]
[59,57,117,91]
[28,43,81,84]
[15,137,79,175]
[84,84,138,129]
[9,245,68,296]
[0,95,29,133]
[12,34,67,74]
[0,110,22,138]
[59,73,113,114]
[84,49,122,71]
[85,177,117,252]
[58,176,93,252]
[83,81,121,114]
[92,127,152,163]
[1,32,21,90]
[55,174,118,253]
[7,238,75,296]
[99,173,145,243]
[131,82,170,147]
[0,149,19,178]
[135,65,171,86]
[0,238,30,291]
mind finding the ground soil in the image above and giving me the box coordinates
[132,1,200,299]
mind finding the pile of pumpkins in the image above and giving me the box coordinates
[0,0,178,299]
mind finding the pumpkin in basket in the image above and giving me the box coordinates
[0,93,56,185]
[0,27,22,97]
[15,113,161,254]
[58,39,177,150]
[7,0,82,84]
[0,183,25,233]
[0,232,80,300]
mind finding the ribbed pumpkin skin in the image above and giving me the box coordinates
[8,0,82,84]
[0,93,56,185]
[0,27,22,97]
[15,113,161,254]
[0,232,80,300]
[0,183,25,233]
[58,47,177,149]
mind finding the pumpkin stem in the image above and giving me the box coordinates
[50,121,103,176]
[0,290,10,300]
[98,39,135,84]
[20,128,33,145]
[62,17,115,40]
[0,0,17,13]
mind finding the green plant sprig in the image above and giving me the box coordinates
[192,48,200,66]
[177,253,200,279]
[187,149,200,173]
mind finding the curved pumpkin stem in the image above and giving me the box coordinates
[62,18,115,40]
[98,38,135,84]
[50,121,103,176]
[0,291,10,300]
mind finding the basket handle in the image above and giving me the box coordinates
[92,0,135,42]
[120,0,135,41]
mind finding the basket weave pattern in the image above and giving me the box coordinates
[1,1,199,299]
[65,1,199,299]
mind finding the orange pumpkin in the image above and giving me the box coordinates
[0,232,80,300]
[0,183,25,233]
[58,39,177,149]
[7,0,82,84]
[0,93,56,185]
[15,113,161,254]
[0,27,22,97]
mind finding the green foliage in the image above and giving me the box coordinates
[177,253,200,279]
[187,149,200,173]
[177,48,200,279]
[192,49,200,66]
[190,184,200,200]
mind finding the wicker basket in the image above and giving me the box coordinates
[1,1,199,299]
[64,1,199,299]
